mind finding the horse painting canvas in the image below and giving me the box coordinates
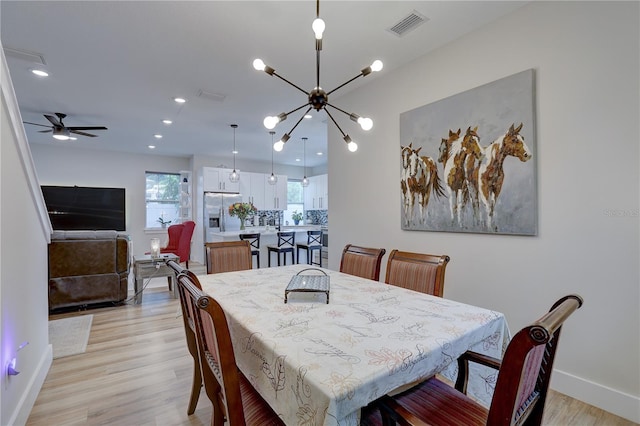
[399,69,537,235]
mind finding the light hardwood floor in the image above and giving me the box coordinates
[28,270,636,426]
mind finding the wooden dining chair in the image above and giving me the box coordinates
[384,250,450,297]
[176,272,285,426]
[239,232,261,268]
[205,241,252,274]
[167,260,203,415]
[361,294,584,426]
[267,231,295,266]
[295,230,323,266]
[339,244,386,281]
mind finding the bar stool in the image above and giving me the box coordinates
[296,230,323,267]
[239,233,261,268]
[267,231,295,266]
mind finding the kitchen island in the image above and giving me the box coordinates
[207,225,322,267]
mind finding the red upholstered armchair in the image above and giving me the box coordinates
[161,221,196,267]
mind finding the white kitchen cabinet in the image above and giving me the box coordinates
[239,172,266,210]
[264,174,288,210]
[304,174,328,210]
[202,167,240,193]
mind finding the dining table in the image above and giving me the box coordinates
[197,264,509,426]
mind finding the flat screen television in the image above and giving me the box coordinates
[41,185,126,231]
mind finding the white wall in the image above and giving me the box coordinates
[328,1,639,422]
[1,45,53,425]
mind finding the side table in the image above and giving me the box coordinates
[133,253,180,304]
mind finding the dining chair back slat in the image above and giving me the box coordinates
[205,241,253,274]
[339,244,386,281]
[384,250,450,297]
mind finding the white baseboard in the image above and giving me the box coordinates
[7,345,52,426]
[551,369,640,423]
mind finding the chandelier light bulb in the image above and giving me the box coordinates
[274,140,285,151]
[370,60,383,72]
[312,18,325,39]
[268,173,278,185]
[229,169,240,183]
[348,141,358,152]
[264,116,279,129]
[358,117,373,131]
[253,58,266,71]
[302,176,310,187]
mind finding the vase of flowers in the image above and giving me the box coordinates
[228,202,257,231]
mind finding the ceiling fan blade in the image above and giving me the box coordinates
[44,114,61,127]
[38,129,53,133]
[70,130,98,137]
[23,121,52,128]
[67,126,108,131]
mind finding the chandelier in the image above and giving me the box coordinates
[253,0,382,153]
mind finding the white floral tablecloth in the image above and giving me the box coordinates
[198,265,509,426]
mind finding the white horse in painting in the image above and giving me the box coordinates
[401,143,445,225]
[472,123,532,231]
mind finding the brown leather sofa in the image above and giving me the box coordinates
[48,230,130,311]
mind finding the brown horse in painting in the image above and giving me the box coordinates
[473,123,532,231]
[439,127,483,227]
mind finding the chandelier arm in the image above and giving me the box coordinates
[272,72,310,96]
[326,73,364,96]
[325,103,358,118]
[324,108,347,138]
[281,107,313,141]
[284,103,312,118]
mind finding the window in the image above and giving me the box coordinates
[284,180,304,225]
[145,172,180,228]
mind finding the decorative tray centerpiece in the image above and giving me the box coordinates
[285,268,330,304]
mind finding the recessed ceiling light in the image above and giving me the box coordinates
[154,134,163,139]
[295,158,301,162]
[173,97,186,103]
[148,145,156,149]
[31,69,49,77]
[162,119,172,125]
[316,152,323,156]
[232,150,238,155]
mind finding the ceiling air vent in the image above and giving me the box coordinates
[387,10,429,37]
[3,47,46,65]
[197,89,226,103]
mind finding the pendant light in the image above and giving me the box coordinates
[268,131,278,185]
[229,124,240,183]
[301,137,309,187]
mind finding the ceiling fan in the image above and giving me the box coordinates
[23,112,107,140]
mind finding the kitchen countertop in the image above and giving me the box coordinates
[211,225,321,238]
